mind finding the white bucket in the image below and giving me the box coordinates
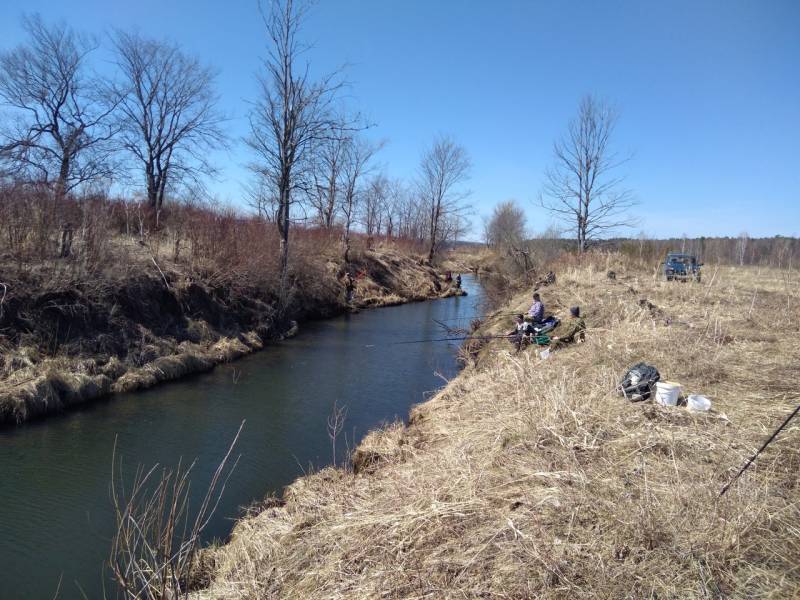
[654,381,681,406]
[687,394,712,411]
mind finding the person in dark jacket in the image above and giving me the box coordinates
[550,306,586,351]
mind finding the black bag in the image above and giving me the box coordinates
[618,362,660,401]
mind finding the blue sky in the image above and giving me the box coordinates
[1,0,798,239]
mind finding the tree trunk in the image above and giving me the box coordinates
[324,179,336,228]
[54,155,70,203]
[277,181,291,313]
[342,229,350,264]
[145,160,158,208]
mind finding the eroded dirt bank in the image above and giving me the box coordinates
[0,248,463,426]
[196,257,799,599]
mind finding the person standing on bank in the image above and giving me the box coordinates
[344,272,355,304]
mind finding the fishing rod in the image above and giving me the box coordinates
[384,332,554,346]
[719,402,800,497]
[434,312,525,322]
[383,334,519,346]
[433,319,469,336]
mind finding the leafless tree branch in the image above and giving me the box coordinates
[112,31,226,219]
[539,94,637,252]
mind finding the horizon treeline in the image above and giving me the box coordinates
[483,200,798,273]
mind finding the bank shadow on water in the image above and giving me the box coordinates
[0,276,485,599]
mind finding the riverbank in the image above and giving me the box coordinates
[197,255,799,598]
[0,242,463,426]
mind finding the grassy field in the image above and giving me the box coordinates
[197,254,799,599]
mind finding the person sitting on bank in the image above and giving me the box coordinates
[527,292,544,324]
[550,306,586,351]
[507,314,533,347]
[507,313,524,336]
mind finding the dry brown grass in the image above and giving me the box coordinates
[200,255,798,598]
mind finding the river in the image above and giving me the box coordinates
[0,276,484,599]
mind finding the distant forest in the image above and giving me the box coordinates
[524,235,799,269]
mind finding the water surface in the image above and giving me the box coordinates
[0,277,483,599]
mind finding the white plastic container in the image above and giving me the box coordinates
[687,394,712,411]
[654,381,681,406]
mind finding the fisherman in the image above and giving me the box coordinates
[455,273,462,289]
[507,314,529,347]
[344,271,355,304]
[550,306,586,351]
[527,292,545,324]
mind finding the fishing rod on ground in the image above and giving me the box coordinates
[719,402,800,497]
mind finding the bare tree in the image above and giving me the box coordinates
[538,223,563,240]
[775,236,793,270]
[244,173,277,221]
[382,177,407,239]
[486,200,533,275]
[409,198,428,243]
[308,134,347,228]
[327,400,347,466]
[247,0,349,306]
[417,135,471,261]
[637,230,649,262]
[736,231,749,266]
[113,31,225,219]
[439,212,470,250]
[339,135,379,262]
[486,200,526,249]
[362,173,389,237]
[540,94,636,252]
[0,14,117,200]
